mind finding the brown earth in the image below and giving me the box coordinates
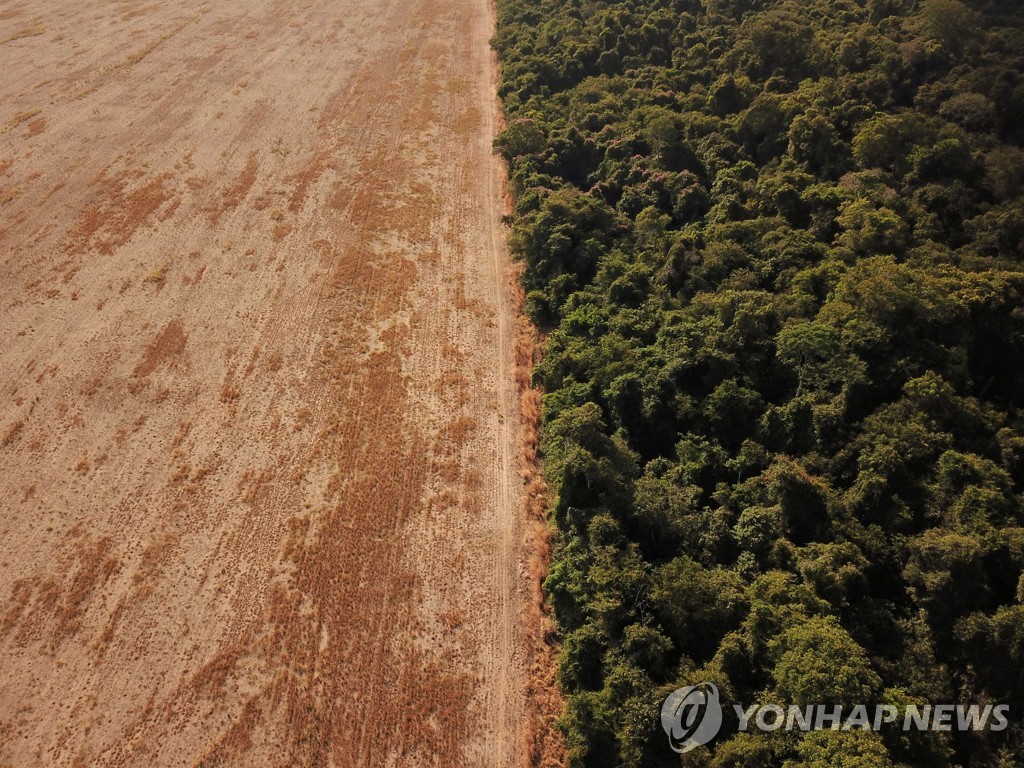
[0,0,542,765]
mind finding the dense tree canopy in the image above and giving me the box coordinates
[494,0,1024,765]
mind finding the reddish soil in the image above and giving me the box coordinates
[0,0,535,765]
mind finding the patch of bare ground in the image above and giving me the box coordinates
[509,262,567,768]
[0,0,554,766]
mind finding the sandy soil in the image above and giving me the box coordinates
[0,0,530,765]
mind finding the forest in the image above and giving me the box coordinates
[492,0,1024,765]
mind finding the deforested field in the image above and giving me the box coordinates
[0,0,529,765]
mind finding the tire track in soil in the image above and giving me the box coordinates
[0,0,530,766]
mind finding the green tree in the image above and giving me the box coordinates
[789,112,848,178]
[771,615,882,705]
[784,730,895,768]
[918,0,980,53]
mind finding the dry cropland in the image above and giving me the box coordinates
[0,0,535,765]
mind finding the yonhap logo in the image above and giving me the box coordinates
[660,683,1010,754]
[660,682,724,753]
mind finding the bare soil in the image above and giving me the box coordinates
[0,0,531,765]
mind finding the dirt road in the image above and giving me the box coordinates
[0,0,529,765]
